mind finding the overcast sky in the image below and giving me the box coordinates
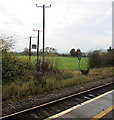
[0,0,113,53]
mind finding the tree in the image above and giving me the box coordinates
[70,49,76,57]
[107,46,114,53]
[81,52,87,57]
[45,47,49,53]
[42,47,57,56]
[22,48,29,55]
[75,49,82,58]
[88,50,103,68]
[52,48,57,53]
[0,35,14,52]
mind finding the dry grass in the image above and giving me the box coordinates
[3,67,112,101]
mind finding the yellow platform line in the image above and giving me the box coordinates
[91,105,114,120]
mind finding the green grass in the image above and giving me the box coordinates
[58,57,88,70]
[18,56,88,70]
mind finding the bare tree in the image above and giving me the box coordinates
[0,35,14,51]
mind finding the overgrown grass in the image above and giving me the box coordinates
[3,53,112,102]
[3,67,112,101]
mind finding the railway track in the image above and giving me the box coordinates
[1,82,114,120]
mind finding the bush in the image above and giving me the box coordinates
[106,52,114,67]
[89,50,114,68]
[2,51,30,84]
[35,57,59,73]
[34,57,60,87]
[2,51,18,83]
[89,50,103,68]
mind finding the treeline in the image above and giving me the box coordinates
[16,47,59,56]
[16,47,88,57]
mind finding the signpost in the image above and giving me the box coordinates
[29,36,32,64]
[76,49,82,73]
[33,30,43,62]
[32,44,37,49]
[28,36,37,64]
[78,57,81,71]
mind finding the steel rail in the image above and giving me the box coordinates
[1,82,113,119]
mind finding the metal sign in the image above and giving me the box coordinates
[32,44,36,49]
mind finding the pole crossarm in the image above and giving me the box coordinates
[26,36,37,39]
[31,36,37,38]
[33,30,43,32]
[36,4,51,8]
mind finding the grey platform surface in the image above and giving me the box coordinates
[52,90,114,119]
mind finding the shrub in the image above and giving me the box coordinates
[89,50,114,68]
[2,51,30,84]
[34,57,60,86]
[35,57,59,73]
[106,52,114,67]
[2,51,18,83]
[89,50,103,68]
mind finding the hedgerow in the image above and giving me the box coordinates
[89,50,114,68]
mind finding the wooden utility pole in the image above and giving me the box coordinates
[36,4,51,62]
[43,5,45,62]
[37,30,40,61]
[29,36,32,64]
[27,36,37,64]
[33,30,43,61]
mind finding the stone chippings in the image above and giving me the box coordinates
[2,77,113,116]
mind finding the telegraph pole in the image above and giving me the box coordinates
[29,36,32,64]
[33,30,42,61]
[27,36,37,64]
[36,4,51,62]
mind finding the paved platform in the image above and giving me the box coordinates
[47,90,114,120]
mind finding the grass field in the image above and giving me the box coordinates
[19,56,88,70]
[58,57,88,70]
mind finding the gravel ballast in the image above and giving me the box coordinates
[2,76,113,116]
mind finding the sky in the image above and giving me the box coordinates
[0,0,113,53]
